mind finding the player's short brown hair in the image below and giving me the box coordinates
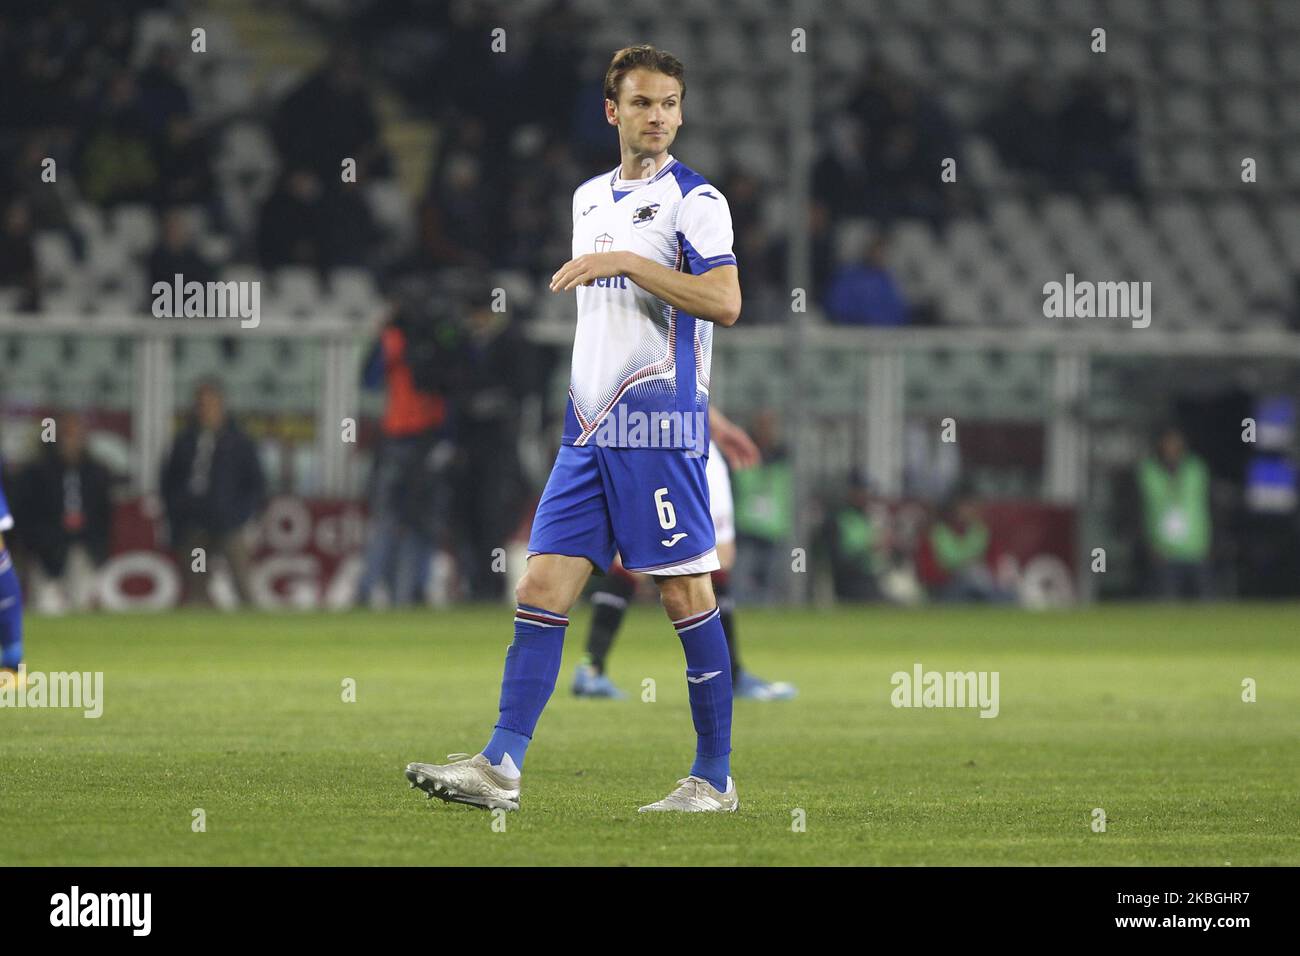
[603,45,686,104]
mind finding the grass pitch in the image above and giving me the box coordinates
[3,603,1298,866]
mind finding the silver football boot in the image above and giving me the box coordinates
[404,753,521,811]
[637,775,738,812]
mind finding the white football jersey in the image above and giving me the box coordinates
[562,154,736,449]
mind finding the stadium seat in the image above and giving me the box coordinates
[947,220,992,270]
[938,33,986,80]
[1282,149,1300,189]
[998,0,1048,26]
[1169,143,1219,189]
[1221,90,1272,135]
[677,135,721,179]
[1274,4,1300,28]
[725,133,781,181]
[34,232,77,287]
[1046,33,1091,74]
[484,269,533,319]
[703,27,751,75]
[365,181,415,247]
[832,218,872,265]
[992,31,1038,75]
[270,267,322,320]
[823,28,866,76]
[885,0,938,26]
[132,10,180,60]
[1216,1,1262,29]
[1219,36,1269,83]
[1277,37,1300,78]
[874,29,927,79]
[1163,37,1213,85]
[1160,0,1207,28]
[69,203,107,246]
[210,63,255,116]
[1163,90,1211,134]
[1107,0,1157,29]
[112,205,159,257]
[328,268,381,321]
[1048,0,1104,27]
[946,0,998,26]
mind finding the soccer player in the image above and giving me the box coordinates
[573,405,797,701]
[405,45,742,812]
[0,479,25,691]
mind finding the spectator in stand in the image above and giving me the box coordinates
[0,198,40,312]
[420,147,495,271]
[160,380,267,607]
[1138,425,1213,599]
[1059,74,1140,196]
[270,42,389,186]
[76,69,157,205]
[135,45,191,139]
[845,62,961,223]
[6,135,72,237]
[813,116,871,220]
[14,412,113,614]
[155,114,216,209]
[982,69,1063,186]
[257,168,378,275]
[718,166,787,311]
[257,169,330,272]
[147,208,215,306]
[825,235,909,326]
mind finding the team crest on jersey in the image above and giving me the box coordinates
[594,232,614,253]
[632,203,661,228]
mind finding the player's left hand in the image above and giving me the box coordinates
[550,252,628,292]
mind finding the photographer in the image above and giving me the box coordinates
[356,280,459,607]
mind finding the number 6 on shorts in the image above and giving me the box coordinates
[654,487,676,530]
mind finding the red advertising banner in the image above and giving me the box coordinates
[102,496,367,610]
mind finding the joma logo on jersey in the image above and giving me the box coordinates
[632,202,660,228]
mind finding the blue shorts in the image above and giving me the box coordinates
[528,444,719,576]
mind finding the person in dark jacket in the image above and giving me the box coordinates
[15,412,113,612]
[160,379,266,606]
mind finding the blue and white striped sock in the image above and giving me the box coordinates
[673,606,733,792]
[482,604,569,773]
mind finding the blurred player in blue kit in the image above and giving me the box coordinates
[0,477,26,690]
